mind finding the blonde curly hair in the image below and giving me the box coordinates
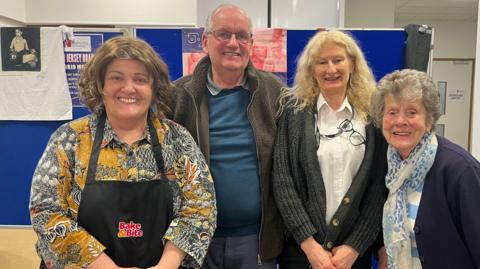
[279,30,376,123]
[78,36,172,118]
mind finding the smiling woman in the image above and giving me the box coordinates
[371,69,480,269]
[313,42,353,102]
[102,58,154,144]
[29,37,216,269]
[78,37,172,120]
[381,95,431,159]
[272,30,388,269]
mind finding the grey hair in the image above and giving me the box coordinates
[371,69,440,130]
[204,4,253,33]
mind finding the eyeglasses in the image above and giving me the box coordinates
[315,118,366,148]
[206,29,252,44]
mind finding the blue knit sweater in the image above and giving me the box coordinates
[207,87,261,237]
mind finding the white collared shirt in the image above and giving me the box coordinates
[316,94,366,224]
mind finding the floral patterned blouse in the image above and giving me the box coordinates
[30,114,216,269]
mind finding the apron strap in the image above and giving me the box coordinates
[39,260,47,269]
[85,110,107,183]
[147,111,166,175]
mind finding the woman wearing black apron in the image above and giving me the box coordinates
[30,37,216,269]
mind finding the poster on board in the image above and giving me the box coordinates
[1,27,41,71]
[64,33,104,107]
[251,28,287,83]
[182,28,207,76]
[0,27,71,121]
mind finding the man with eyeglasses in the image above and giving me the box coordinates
[172,4,284,269]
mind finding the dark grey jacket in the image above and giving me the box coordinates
[272,105,387,267]
[171,56,284,261]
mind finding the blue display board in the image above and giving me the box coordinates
[136,29,184,81]
[0,31,122,226]
[137,28,406,84]
[286,29,406,85]
[0,28,405,225]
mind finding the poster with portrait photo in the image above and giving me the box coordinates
[1,27,41,72]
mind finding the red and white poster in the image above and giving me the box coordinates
[251,28,287,72]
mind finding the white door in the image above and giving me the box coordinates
[432,59,474,151]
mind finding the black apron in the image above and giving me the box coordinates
[41,111,173,268]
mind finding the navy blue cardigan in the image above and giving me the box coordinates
[414,136,480,268]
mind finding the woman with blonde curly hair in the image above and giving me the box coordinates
[272,30,388,269]
[30,37,216,269]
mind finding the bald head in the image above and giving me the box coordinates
[205,4,253,33]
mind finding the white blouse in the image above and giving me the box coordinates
[315,94,366,224]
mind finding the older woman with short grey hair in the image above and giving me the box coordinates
[371,69,440,131]
[372,69,480,269]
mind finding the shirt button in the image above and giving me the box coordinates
[331,218,340,227]
[343,197,351,204]
[326,241,334,249]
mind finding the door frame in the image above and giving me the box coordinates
[433,58,475,151]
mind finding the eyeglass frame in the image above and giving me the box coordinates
[205,29,253,44]
[314,111,366,148]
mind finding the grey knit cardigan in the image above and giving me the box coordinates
[272,104,388,256]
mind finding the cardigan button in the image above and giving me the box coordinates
[326,241,334,249]
[331,218,340,227]
[414,226,420,234]
[343,197,351,204]
[419,255,425,263]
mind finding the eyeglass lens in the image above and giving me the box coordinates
[211,30,251,43]
[349,130,366,146]
[339,119,353,132]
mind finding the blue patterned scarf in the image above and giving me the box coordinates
[383,132,438,269]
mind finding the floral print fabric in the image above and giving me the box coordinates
[30,114,216,269]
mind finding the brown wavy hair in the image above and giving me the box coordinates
[78,36,172,118]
